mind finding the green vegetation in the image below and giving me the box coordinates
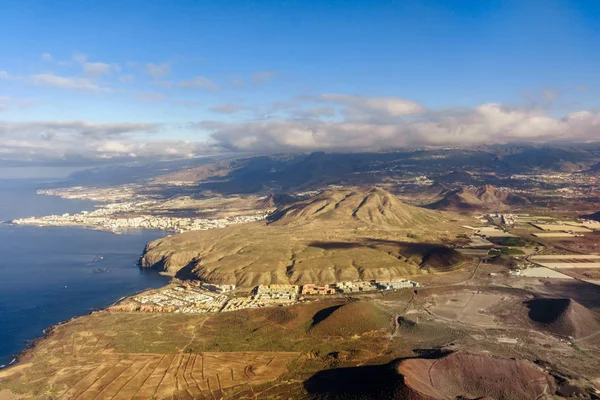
[500,237,521,246]
[501,248,525,255]
[489,248,525,256]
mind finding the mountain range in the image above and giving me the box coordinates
[427,184,532,211]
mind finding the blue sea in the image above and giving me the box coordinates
[0,180,169,367]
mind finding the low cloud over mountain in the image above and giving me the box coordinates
[1,94,599,164]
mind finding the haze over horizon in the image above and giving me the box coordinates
[1,0,600,170]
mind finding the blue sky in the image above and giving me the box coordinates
[0,0,599,166]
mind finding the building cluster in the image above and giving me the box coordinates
[414,175,434,186]
[37,185,140,202]
[301,284,336,295]
[13,209,267,234]
[111,278,421,315]
[500,214,516,226]
[220,298,278,312]
[132,286,228,313]
[324,279,420,294]
[375,279,420,290]
[335,281,379,293]
[253,284,300,302]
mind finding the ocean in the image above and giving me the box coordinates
[0,180,169,367]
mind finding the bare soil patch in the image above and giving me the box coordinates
[398,351,556,400]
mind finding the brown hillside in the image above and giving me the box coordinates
[309,301,392,337]
[269,187,447,227]
[151,160,234,183]
[524,298,600,338]
[254,192,298,209]
[397,352,556,400]
[428,184,531,211]
[141,188,471,287]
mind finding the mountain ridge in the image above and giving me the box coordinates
[428,184,531,211]
[141,187,471,287]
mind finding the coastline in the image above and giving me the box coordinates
[0,280,172,371]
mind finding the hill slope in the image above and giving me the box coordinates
[428,184,531,211]
[397,352,556,400]
[269,187,447,227]
[310,301,392,337]
[584,211,600,222]
[524,298,600,338]
[255,192,298,209]
[141,187,471,287]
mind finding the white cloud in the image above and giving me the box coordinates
[1,70,106,92]
[209,104,247,114]
[320,94,426,117]
[179,76,219,90]
[0,120,159,138]
[290,107,335,118]
[145,63,171,79]
[41,53,53,62]
[30,73,108,92]
[0,120,207,162]
[196,101,600,152]
[172,99,201,107]
[83,62,113,77]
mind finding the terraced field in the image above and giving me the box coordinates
[0,313,300,400]
[45,352,297,400]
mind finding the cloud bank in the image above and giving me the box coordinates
[0,121,209,163]
[200,98,600,152]
[0,94,599,164]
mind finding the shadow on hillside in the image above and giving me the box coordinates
[308,238,451,254]
[310,304,344,327]
[174,262,197,280]
[303,350,451,399]
[539,280,600,310]
[303,362,405,399]
[307,239,466,271]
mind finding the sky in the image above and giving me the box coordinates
[1,0,600,171]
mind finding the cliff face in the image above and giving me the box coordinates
[140,187,471,287]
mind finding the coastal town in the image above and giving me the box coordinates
[109,279,421,314]
[12,208,268,233]
[10,185,276,233]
